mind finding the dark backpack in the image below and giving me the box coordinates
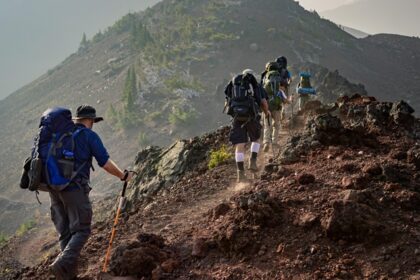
[279,68,289,85]
[227,74,257,121]
[21,107,86,192]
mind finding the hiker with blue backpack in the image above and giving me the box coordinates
[296,72,317,112]
[224,69,270,182]
[20,105,133,279]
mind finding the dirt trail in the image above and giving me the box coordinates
[143,181,252,238]
[15,221,57,267]
[141,127,293,241]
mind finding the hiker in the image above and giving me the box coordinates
[275,56,292,119]
[260,56,292,90]
[47,105,134,279]
[224,69,270,182]
[261,70,291,152]
[261,59,292,152]
[296,72,316,112]
[260,56,292,120]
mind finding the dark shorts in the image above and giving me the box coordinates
[229,117,262,145]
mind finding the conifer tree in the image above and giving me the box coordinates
[79,33,88,51]
[122,66,137,113]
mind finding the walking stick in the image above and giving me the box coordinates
[102,180,129,272]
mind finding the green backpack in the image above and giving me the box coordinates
[263,70,284,111]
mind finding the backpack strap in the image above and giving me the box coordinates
[70,127,94,178]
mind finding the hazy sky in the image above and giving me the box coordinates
[0,0,159,100]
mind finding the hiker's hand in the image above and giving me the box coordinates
[121,170,135,182]
[125,172,134,182]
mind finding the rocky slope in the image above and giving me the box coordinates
[1,95,419,279]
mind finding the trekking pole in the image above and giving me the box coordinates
[102,179,129,272]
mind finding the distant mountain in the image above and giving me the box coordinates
[340,25,369,38]
[0,0,419,234]
[321,0,420,37]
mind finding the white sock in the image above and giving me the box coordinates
[235,152,245,162]
[251,142,260,153]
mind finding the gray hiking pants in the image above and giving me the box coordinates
[49,184,92,276]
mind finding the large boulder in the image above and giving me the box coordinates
[390,101,415,126]
[128,141,190,199]
[127,127,231,201]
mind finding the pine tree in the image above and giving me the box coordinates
[122,67,137,113]
[79,33,88,51]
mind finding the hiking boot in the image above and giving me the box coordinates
[49,262,77,280]
[237,170,246,183]
[49,262,66,280]
[248,158,258,172]
[263,143,270,152]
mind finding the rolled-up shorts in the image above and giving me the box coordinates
[229,117,262,145]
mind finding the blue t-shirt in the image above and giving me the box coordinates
[66,124,109,190]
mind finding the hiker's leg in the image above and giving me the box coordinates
[52,185,92,277]
[272,109,282,145]
[230,120,247,181]
[262,113,271,151]
[235,143,245,170]
[298,95,303,111]
[249,141,260,171]
[235,143,246,181]
[247,118,262,171]
[49,190,71,251]
[299,95,309,112]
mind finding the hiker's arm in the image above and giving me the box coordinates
[261,99,270,116]
[102,159,133,181]
[88,132,133,182]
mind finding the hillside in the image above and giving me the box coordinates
[0,0,419,233]
[1,95,419,279]
[321,0,420,37]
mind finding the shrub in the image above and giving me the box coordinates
[168,107,197,126]
[0,232,8,246]
[137,132,150,148]
[16,219,36,237]
[208,145,232,169]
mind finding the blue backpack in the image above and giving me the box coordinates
[297,72,316,95]
[29,107,86,191]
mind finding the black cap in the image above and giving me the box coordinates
[73,105,103,123]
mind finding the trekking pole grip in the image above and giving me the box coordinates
[121,181,128,197]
